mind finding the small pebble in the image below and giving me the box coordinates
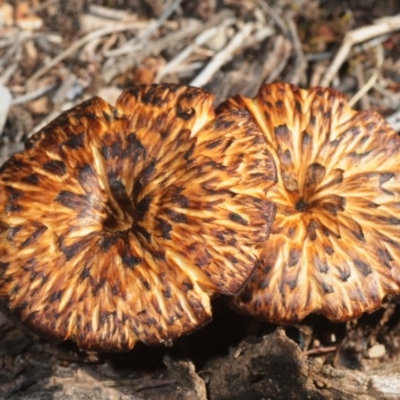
[368,343,386,359]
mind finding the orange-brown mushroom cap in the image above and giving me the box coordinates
[219,82,400,323]
[0,84,276,351]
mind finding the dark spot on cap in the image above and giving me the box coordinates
[93,278,106,296]
[55,191,88,211]
[295,198,308,212]
[165,208,187,223]
[99,234,118,252]
[351,224,365,242]
[206,138,223,149]
[22,173,39,185]
[354,259,371,276]
[0,261,9,270]
[135,224,151,243]
[6,203,22,212]
[176,104,195,120]
[122,254,142,269]
[184,142,195,161]
[195,251,211,268]
[305,163,326,187]
[21,224,48,248]
[183,282,194,292]
[50,290,62,302]
[281,149,292,166]
[289,248,301,267]
[6,187,23,201]
[132,161,156,199]
[163,287,172,298]
[78,164,96,190]
[102,111,113,122]
[172,189,189,208]
[295,100,302,114]
[316,255,329,273]
[123,133,146,161]
[339,268,350,282]
[377,247,393,269]
[214,116,235,131]
[63,133,84,149]
[43,160,67,177]
[61,238,88,261]
[274,124,289,139]
[379,216,400,225]
[321,282,334,294]
[239,289,253,303]
[156,217,172,240]
[7,226,22,242]
[134,195,152,222]
[80,267,91,280]
[110,179,127,200]
[229,212,248,226]
[307,219,318,241]
[226,254,238,264]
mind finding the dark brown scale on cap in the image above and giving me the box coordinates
[219,82,400,324]
[0,83,276,351]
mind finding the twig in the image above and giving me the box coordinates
[102,378,177,389]
[190,23,255,87]
[26,21,147,85]
[348,43,384,108]
[88,4,130,21]
[11,83,56,105]
[258,0,288,34]
[373,81,400,109]
[303,346,337,356]
[0,86,12,135]
[102,9,234,83]
[104,0,181,58]
[31,0,59,13]
[321,14,400,87]
[310,61,328,87]
[52,74,77,105]
[0,31,32,69]
[0,64,18,86]
[155,19,235,82]
[137,0,182,41]
[286,18,307,85]
[264,36,292,83]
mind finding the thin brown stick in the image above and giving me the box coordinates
[303,346,337,356]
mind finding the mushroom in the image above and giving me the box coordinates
[0,83,276,351]
[218,82,400,323]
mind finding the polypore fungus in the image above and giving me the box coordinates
[0,84,276,351]
[219,82,400,323]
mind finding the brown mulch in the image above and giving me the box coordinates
[2,0,400,399]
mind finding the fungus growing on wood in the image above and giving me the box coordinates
[219,82,400,323]
[0,83,276,351]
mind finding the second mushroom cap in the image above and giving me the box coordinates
[219,82,400,323]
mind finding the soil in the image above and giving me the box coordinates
[2,0,400,399]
